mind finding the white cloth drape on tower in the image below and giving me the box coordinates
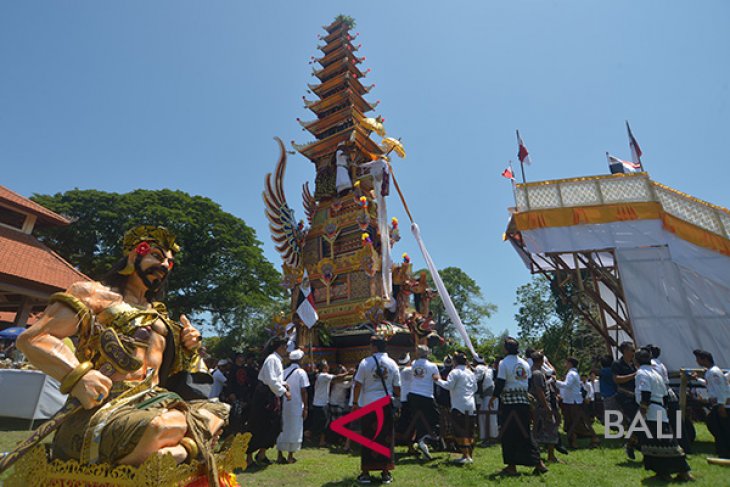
[411,222,477,357]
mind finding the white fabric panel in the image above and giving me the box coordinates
[521,219,667,255]
[36,375,66,418]
[521,220,730,289]
[615,247,730,372]
[517,219,730,370]
[0,369,67,419]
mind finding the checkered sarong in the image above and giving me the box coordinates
[501,389,530,405]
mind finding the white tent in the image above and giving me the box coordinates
[507,173,730,372]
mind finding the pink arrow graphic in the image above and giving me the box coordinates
[329,396,391,458]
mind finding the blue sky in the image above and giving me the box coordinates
[1,2,728,336]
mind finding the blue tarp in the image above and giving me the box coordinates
[0,326,26,340]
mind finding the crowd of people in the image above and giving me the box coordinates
[205,335,729,484]
[0,340,23,368]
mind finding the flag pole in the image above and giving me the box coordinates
[519,160,527,185]
[508,160,517,207]
[626,120,645,172]
[516,130,527,184]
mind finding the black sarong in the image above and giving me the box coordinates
[563,403,596,441]
[361,402,395,472]
[451,409,475,450]
[408,393,439,442]
[706,406,730,459]
[638,420,691,475]
[309,405,328,438]
[499,403,540,466]
[395,402,413,445]
[246,381,282,451]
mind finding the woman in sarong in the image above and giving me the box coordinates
[529,352,560,463]
[634,348,692,481]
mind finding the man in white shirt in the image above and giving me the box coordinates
[329,364,353,425]
[277,349,310,464]
[635,348,692,481]
[312,361,334,447]
[489,337,546,475]
[694,349,730,458]
[312,361,349,447]
[581,373,595,421]
[472,355,495,446]
[209,359,229,400]
[395,353,414,448]
[408,345,441,460]
[246,336,291,466]
[556,357,599,449]
[646,345,670,385]
[353,336,400,485]
[437,352,477,464]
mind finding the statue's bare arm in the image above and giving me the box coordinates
[17,303,111,409]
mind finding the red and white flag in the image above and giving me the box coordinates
[626,121,643,170]
[501,167,515,180]
[516,130,531,165]
[607,153,641,174]
[296,269,318,328]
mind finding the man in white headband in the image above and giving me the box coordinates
[276,349,310,464]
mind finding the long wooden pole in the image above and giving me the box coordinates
[383,159,414,224]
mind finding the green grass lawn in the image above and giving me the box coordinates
[1,420,727,486]
[238,424,727,487]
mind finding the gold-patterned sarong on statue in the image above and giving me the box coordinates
[53,381,229,465]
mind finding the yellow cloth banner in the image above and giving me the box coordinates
[513,202,730,257]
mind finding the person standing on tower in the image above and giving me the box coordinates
[335,143,353,195]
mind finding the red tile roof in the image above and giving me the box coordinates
[0,185,70,226]
[0,226,88,291]
[0,312,40,326]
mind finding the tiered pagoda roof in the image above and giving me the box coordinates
[294,16,384,164]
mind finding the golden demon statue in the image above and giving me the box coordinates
[4,225,236,486]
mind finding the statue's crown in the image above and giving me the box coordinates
[122,225,180,255]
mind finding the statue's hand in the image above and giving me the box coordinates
[180,314,202,352]
[71,369,112,410]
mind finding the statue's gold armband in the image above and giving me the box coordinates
[59,361,93,394]
[49,292,92,331]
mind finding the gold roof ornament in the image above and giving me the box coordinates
[122,225,180,255]
[380,137,406,158]
[360,117,386,137]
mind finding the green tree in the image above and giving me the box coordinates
[32,189,283,335]
[421,266,497,340]
[514,275,605,373]
[203,299,289,358]
[474,329,510,363]
[514,275,558,343]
